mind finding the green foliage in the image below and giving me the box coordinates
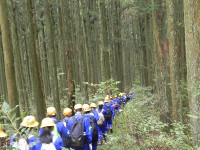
[100,85,194,150]
[0,102,21,149]
[121,0,159,18]
[73,85,87,104]
[73,79,120,104]
[0,102,21,135]
[170,122,192,149]
[85,78,120,102]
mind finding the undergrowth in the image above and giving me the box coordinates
[99,85,193,150]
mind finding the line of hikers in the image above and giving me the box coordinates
[0,92,135,150]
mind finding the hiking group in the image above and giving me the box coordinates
[0,92,135,150]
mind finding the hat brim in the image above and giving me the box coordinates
[21,121,39,128]
[83,109,91,112]
[90,106,96,108]
[0,131,7,137]
[64,113,72,117]
[40,123,55,128]
[47,114,56,116]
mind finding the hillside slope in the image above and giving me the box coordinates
[98,86,192,150]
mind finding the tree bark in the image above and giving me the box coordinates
[184,0,200,145]
[0,35,8,101]
[44,0,61,120]
[0,0,21,125]
[60,0,76,108]
[23,0,46,122]
[166,0,179,121]
[152,0,172,124]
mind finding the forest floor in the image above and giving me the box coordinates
[98,85,192,150]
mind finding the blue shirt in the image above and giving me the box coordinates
[97,108,103,113]
[113,98,120,104]
[91,109,99,123]
[129,93,135,99]
[103,103,115,119]
[52,134,64,150]
[122,96,126,102]
[62,118,70,135]
[68,113,92,144]
[85,112,98,124]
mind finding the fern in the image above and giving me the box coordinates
[0,102,21,136]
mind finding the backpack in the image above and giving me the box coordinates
[70,116,86,148]
[97,109,105,126]
[89,116,98,144]
[105,105,112,120]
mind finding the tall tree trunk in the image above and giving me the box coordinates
[23,0,46,122]
[0,35,8,101]
[184,0,200,145]
[56,0,68,103]
[111,0,123,90]
[60,0,75,108]
[77,0,89,101]
[99,0,111,82]
[0,0,20,126]
[152,0,172,124]
[10,0,26,112]
[139,17,148,86]
[166,0,180,121]
[39,19,51,100]
[44,0,61,119]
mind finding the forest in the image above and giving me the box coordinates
[0,0,200,149]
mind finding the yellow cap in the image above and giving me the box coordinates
[83,104,91,112]
[115,95,117,98]
[119,93,124,96]
[63,108,72,117]
[90,103,97,108]
[74,104,83,110]
[47,107,57,116]
[40,118,55,128]
[106,95,110,98]
[0,125,7,138]
[98,101,104,105]
[104,97,110,103]
[20,116,39,128]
